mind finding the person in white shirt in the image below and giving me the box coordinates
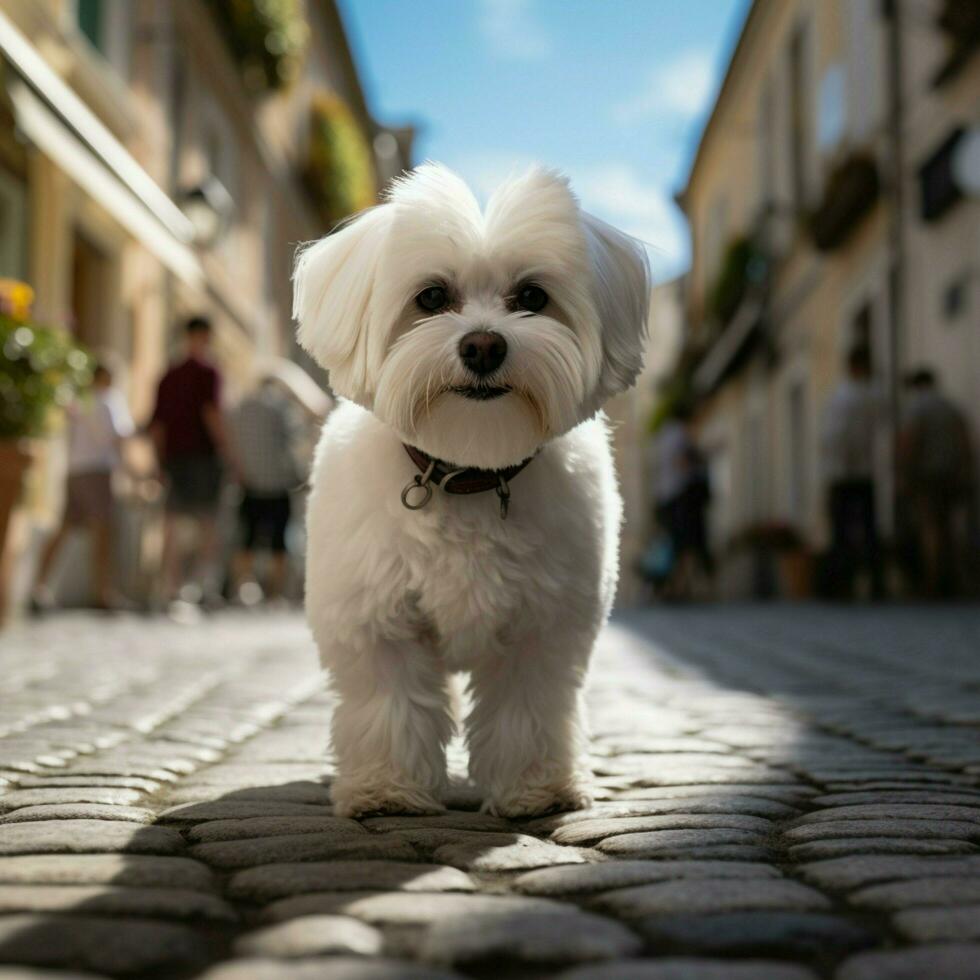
[820,345,886,599]
[32,361,134,612]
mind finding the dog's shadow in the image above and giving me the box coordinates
[0,775,586,975]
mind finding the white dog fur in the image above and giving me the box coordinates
[294,163,649,818]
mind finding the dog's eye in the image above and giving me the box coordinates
[416,285,449,312]
[515,283,548,313]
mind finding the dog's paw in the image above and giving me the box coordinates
[485,781,593,819]
[332,780,445,819]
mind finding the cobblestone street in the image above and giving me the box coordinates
[1,605,979,979]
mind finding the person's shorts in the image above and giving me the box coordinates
[164,456,223,515]
[64,471,113,524]
[239,492,291,553]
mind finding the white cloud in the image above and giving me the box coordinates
[613,49,716,125]
[436,156,688,279]
[575,164,687,278]
[478,0,552,60]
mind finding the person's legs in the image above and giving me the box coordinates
[160,511,182,601]
[33,520,72,604]
[91,518,112,607]
[828,482,854,599]
[267,495,291,600]
[857,480,885,599]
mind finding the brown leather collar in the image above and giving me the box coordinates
[403,444,533,494]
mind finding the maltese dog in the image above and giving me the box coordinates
[294,163,649,818]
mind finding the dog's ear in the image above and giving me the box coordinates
[581,212,651,399]
[292,206,392,401]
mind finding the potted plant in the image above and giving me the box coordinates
[303,92,377,228]
[0,280,92,620]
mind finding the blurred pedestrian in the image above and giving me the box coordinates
[821,344,886,600]
[898,368,974,598]
[31,360,133,612]
[229,375,307,605]
[652,405,713,599]
[148,316,236,609]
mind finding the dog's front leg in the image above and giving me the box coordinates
[327,638,453,818]
[466,642,593,818]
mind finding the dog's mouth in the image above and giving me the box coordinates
[451,385,511,401]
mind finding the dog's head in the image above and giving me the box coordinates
[293,163,650,469]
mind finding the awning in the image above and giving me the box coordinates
[0,8,202,289]
[693,298,763,395]
[9,82,203,288]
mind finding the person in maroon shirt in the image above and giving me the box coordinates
[149,316,235,606]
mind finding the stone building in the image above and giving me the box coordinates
[0,0,411,611]
[675,0,979,596]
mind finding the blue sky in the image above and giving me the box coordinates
[340,0,750,282]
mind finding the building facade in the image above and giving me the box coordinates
[676,0,979,596]
[0,0,411,612]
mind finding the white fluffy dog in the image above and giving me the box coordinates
[294,163,649,818]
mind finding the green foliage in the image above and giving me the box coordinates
[304,93,377,227]
[707,236,765,326]
[205,0,308,91]
[0,316,93,440]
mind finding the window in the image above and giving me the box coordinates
[757,78,774,213]
[786,379,808,524]
[851,301,872,352]
[75,0,132,76]
[71,230,111,350]
[788,23,812,211]
[0,169,27,280]
[704,194,729,285]
[77,0,102,51]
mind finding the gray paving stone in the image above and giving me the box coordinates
[0,788,146,812]
[215,780,335,802]
[618,784,813,804]
[525,798,796,833]
[199,958,461,980]
[893,906,980,942]
[835,944,980,980]
[558,958,820,979]
[0,968,105,979]
[233,915,383,957]
[422,906,642,965]
[513,861,782,896]
[158,800,337,822]
[0,820,185,856]
[633,911,875,956]
[361,811,512,833]
[229,861,475,901]
[593,878,831,917]
[849,877,980,909]
[596,828,769,858]
[431,834,591,871]
[0,884,236,920]
[794,804,980,825]
[0,853,216,889]
[800,855,980,890]
[0,804,156,824]
[0,914,208,974]
[551,813,772,845]
[6,775,164,792]
[186,815,365,843]
[263,890,564,925]
[190,832,418,869]
[813,791,980,807]
[788,837,978,860]
[784,819,980,842]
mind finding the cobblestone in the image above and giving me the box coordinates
[1,607,979,978]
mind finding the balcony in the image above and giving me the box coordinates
[807,152,880,252]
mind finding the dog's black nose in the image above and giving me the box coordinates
[459,331,507,376]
